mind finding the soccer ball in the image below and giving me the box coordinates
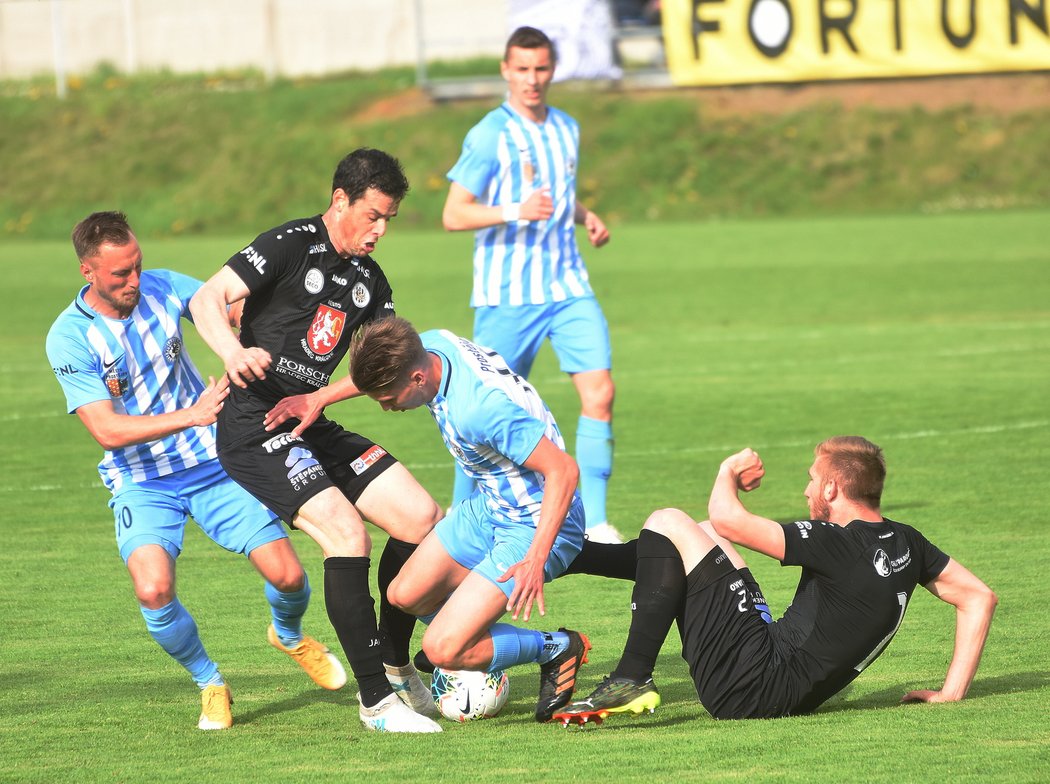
[430,667,510,722]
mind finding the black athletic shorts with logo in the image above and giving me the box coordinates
[680,548,793,720]
[217,416,397,525]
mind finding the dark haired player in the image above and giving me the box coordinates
[190,149,443,733]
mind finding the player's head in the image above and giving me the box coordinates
[72,211,142,318]
[501,27,556,117]
[806,436,886,519]
[327,148,409,258]
[349,316,433,412]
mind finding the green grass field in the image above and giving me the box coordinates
[1,211,1047,782]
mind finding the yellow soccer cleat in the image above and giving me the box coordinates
[198,684,233,731]
[267,624,348,691]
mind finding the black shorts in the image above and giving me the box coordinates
[217,416,397,524]
[680,549,791,719]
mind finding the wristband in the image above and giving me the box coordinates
[502,203,521,223]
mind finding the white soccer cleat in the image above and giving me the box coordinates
[584,521,624,544]
[359,692,443,733]
[385,662,440,718]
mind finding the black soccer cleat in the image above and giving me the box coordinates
[553,674,661,727]
[535,628,591,723]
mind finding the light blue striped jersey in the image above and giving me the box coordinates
[447,102,593,308]
[46,270,215,491]
[422,329,582,530]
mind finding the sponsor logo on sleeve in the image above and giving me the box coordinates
[793,520,812,539]
[240,245,268,274]
[873,549,892,577]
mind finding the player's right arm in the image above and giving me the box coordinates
[707,448,785,560]
[442,182,553,231]
[75,376,229,450]
[189,266,271,388]
[901,558,997,703]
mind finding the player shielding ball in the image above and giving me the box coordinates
[348,316,591,723]
[556,437,997,724]
[46,212,345,731]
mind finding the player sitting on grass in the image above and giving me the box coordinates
[46,211,345,731]
[345,316,591,722]
[555,437,997,724]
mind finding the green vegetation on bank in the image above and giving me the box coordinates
[2,66,1048,239]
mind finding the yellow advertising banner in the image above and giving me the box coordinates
[662,0,1050,85]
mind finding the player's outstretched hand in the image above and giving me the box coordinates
[264,393,323,436]
[224,346,271,388]
[723,448,765,492]
[900,689,958,704]
[189,375,230,426]
[498,557,547,622]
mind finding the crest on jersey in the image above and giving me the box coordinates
[307,304,346,355]
[104,363,129,398]
[351,282,371,309]
[163,337,182,363]
[873,549,891,578]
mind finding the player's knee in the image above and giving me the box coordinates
[134,579,175,609]
[643,507,693,538]
[420,630,466,671]
[267,566,306,593]
[580,379,615,419]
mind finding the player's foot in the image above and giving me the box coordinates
[585,521,624,544]
[553,675,661,727]
[267,624,347,691]
[198,684,233,730]
[535,628,591,723]
[385,662,440,718]
[358,692,443,733]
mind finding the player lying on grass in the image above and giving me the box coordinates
[46,211,346,731]
[554,436,997,724]
[344,316,591,722]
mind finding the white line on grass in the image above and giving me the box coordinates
[10,419,1047,493]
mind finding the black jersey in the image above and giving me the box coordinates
[220,215,394,439]
[768,517,950,714]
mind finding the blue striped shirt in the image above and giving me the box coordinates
[423,329,582,533]
[46,270,216,491]
[447,102,594,307]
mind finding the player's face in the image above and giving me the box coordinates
[501,45,554,120]
[80,237,143,319]
[804,459,832,521]
[330,187,399,258]
[370,378,429,413]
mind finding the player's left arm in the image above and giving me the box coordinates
[574,200,609,248]
[500,437,580,622]
[901,558,997,703]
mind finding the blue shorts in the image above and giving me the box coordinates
[473,296,611,378]
[434,493,585,599]
[110,459,286,563]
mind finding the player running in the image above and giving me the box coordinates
[46,211,345,731]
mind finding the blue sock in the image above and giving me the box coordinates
[488,624,569,671]
[140,599,222,688]
[265,576,310,647]
[576,416,613,528]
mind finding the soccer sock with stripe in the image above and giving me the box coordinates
[377,537,418,667]
[323,556,390,708]
[576,415,613,529]
[488,624,569,671]
[264,576,310,647]
[612,529,686,682]
[140,598,222,688]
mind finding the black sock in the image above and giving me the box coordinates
[377,538,418,667]
[611,529,685,682]
[413,649,435,674]
[323,556,390,707]
[562,538,638,580]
